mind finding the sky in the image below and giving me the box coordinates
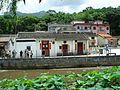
[1,0,120,14]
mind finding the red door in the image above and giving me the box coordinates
[77,42,83,55]
[62,44,68,55]
[42,40,49,56]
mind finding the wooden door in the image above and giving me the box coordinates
[62,44,68,55]
[77,42,83,55]
[42,40,49,56]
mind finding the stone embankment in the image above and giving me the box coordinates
[0,55,120,69]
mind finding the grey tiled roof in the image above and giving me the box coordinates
[0,34,16,42]
[81,32,97,37]
[17,32,89,40]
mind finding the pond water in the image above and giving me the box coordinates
[0,67,110,80]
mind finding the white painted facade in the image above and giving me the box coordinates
[97,36,108,47]
[14,39,37,58]
[74,25,92,33]
[11,38,89,58]
[54,40,89,55]
[88,36,98,46]
[99,48,120,56]
[38,38,55,57]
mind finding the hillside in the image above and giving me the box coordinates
[16,11,47,17]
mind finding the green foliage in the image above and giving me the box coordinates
[0,6,120,35]
[0,66,120,90]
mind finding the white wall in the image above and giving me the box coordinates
[100,48,120,56]
[54,40,75,55]
[97,36,108,46]
[74,25,91,32]
[8,38,16,56]
[49,40,56,57]
[88,37,98,46]
[51,40,88,56]
[38,39,55,57]
[36,39,41,57]
[15,39,36,58]
[11,38,89,57]
[107,48,120,55]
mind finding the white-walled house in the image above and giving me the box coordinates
[48,21,110,34]
[97,35,108,47]
[97,33,117,47]
[48,23,75,33]
[71,20,110,34]
[10,32,90,58]
[82,32,98,54]
[0,34,16,57]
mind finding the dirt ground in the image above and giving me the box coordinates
[0,66,111,80]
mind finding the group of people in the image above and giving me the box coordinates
[1,49,33,59]
[21,49,33,58]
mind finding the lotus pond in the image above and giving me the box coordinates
[0,66,120,90]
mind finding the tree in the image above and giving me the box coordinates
[0,0,42,16]
[0,0,42,34]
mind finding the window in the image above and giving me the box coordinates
[91,42,95,46]
[85,27,87,30]
[52,41,55,44]
[63,32,69,34]
[110,42,113,45]
[106,27,109,30]
[63,41,67,43]
[91,37,95,39]
[77,26,80,29]
[59,46,62,49]
[27,46,31,51]
[46,45,48,48]
[93,27,96,30]
[42,45,45,48]
[63,27,67,30]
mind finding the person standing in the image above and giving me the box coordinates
[24,49,27,58]
[20,50,23,58]
[12,50,17,58]
[30,50,33,58]
[6,50,11,59]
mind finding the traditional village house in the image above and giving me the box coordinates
[48,22,99,54]
[0,34,16,58]
[71,20,118,47]
[71,20,110,34]
[97,33,117,47]
[82,32,98,54]
[48,23,75,33]
[115,36,120,48]
[48,21,110,35]
[5,20,118,58]
[11,32,90,58]
[48,21,117,52]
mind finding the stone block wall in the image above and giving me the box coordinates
[0,56,120,69]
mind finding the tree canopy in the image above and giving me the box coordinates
[0,6,120,36]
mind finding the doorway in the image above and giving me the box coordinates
[41,40,49,56]
[62,44,68,55]
[77,42,83,55]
